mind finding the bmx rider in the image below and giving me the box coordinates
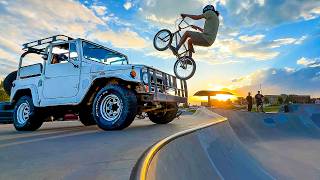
[171,5,220,57]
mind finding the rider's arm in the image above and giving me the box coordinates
[181,14,204,20]
[191,25,204,32]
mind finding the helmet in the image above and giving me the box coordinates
[203,5,215,14]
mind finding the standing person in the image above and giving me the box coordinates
[255,91,264,112]
[171,5,220,58]
[246,92,253,112]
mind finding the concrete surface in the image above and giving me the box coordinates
[145,107,320,180]
[0,114,217,180]
[214,109,320,179]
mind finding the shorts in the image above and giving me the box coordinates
[188,31,213,47]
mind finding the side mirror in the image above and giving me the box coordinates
[42,54,48,60]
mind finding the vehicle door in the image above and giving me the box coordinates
[42,41,80,99]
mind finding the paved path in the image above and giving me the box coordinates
[0,115,214,180]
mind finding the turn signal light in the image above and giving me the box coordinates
[130,70,137,78]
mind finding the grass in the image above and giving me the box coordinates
[250,105,281,113]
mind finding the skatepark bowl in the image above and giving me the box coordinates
[131,105,320,180]
[0,104,319,179]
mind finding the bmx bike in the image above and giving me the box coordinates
[153,18,196,80]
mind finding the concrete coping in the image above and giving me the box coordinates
[130,116,227,180]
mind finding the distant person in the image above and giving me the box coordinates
[255,91,264,112]
[246,92,253,111]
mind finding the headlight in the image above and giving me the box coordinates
[142,72,149,84]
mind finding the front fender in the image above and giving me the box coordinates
[10,85,40,107]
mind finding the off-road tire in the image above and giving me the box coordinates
[3,71,17,96]
[148,103,178,124]
[92,85,137,130]
[13,96,43,131]
[79,107,96,126]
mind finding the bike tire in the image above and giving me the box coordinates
[153,29,172,51]
[174,56,196,80]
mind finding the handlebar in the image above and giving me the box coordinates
[176,18,191,31]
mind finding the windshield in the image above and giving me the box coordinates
[82,41,127,65]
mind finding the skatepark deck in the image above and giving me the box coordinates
[133,105,320,180]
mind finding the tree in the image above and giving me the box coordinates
[0,81,9,102]
[277,96,283,105]
[264,97,269,104]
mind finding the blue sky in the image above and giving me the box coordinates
[0,0,319,103]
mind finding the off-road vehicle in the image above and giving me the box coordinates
[4,35,188,131]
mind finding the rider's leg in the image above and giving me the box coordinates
[176,31,191,51]
[187,38,194,57]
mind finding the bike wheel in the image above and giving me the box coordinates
[174,56,196,80]
[153,29,172,51]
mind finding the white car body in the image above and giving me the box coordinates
[10,37,187,108]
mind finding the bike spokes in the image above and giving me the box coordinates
[174,57,196,80]
[153,29,172,51]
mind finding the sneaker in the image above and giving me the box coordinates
[181,56,193,65]
[186,59,193,65]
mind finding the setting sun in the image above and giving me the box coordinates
[213,94,236,101]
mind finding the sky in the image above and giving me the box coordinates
[0,0,319,104]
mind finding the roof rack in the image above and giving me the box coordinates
[22,35,74,51]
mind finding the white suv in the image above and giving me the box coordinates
[7,35,188,131]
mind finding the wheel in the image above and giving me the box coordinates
[92,85,137,130]
[174,56,196,80]
[148,103,178,124]
[13,96,43,131]
[3,71,17,96]
[79,107,96,126]
[153,29,172,51]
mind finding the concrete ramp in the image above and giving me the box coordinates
[286,104,320,127]
[132,108,320,180]
[214,109,320,179]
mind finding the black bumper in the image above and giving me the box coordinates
[138,93,187,104]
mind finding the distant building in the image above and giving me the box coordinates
[264,95,281,105]
[265,94,311,105]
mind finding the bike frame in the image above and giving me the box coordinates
[171,19,191,58]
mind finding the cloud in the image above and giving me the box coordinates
[0,0,105,46]
[0,0,149,78]
[221,0,320,27]
[294,35,308,45]
[231,65,320,97]
[297,57,320,67]
[301,6,320,20]
[139,0,206,26]
[90,29,148,49]
[239,34,265,44]
[91,5,107,16]
[124,1,132,10]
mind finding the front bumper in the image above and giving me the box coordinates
[137,93,188,104]
[138,66,188,104]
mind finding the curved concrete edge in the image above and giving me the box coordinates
[130,115,227,180]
